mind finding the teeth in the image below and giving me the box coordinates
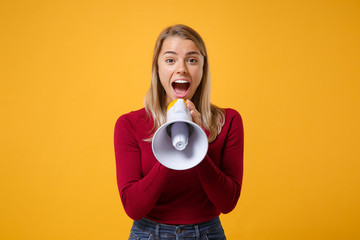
[174,80,188,83]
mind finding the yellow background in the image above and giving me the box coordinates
[1,0,359,239]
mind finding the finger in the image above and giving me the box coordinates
[191,110,202,124]
[186,100,202,126]
[186,100,195,111]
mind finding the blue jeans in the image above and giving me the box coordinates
[129,217,226,240]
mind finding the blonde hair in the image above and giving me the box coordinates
[144,24,225,142]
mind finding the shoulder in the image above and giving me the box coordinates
[115,108,150,130]
[222,108,244,133]
[224,108,243,123]
[116,108,147,122]
[211,107,243,145]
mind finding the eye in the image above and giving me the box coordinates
[187,58,198,64]
[165,58,175,63]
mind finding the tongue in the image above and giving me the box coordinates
[173,82,189,95]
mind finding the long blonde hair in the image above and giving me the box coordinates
[144,24,224,142]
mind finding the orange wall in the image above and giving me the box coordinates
[1,0,359,239]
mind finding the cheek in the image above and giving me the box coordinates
[192,68,203,84]
[158,65,172,81]
[157,67,166,85]
[158,75,168,91]
[158,68,173,91]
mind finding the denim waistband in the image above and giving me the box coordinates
[132,217,222,239]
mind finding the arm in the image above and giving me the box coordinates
[114,115,170,220]
[195,111,244,213]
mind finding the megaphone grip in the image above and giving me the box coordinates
[171,122,189,151]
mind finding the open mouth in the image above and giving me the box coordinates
[172,80,190,98]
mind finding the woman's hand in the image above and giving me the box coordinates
[186,100,202,127]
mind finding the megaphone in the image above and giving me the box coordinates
[152,99,208,170]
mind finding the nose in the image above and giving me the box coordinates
[176,61,188,74]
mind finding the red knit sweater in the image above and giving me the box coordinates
[114,108,244,224]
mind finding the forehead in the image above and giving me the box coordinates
[160,37,200,54]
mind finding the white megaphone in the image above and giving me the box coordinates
[152,99,208,170]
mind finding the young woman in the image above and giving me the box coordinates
[114,24,244,240]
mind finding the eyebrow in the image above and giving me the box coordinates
[163,51,200,55]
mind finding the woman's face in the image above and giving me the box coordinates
[157,37,204,105]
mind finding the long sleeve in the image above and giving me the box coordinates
[114,108,243,224]
[195,110,244,213]
[114,114,171,220]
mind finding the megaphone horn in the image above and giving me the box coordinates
[152,99,208,170]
